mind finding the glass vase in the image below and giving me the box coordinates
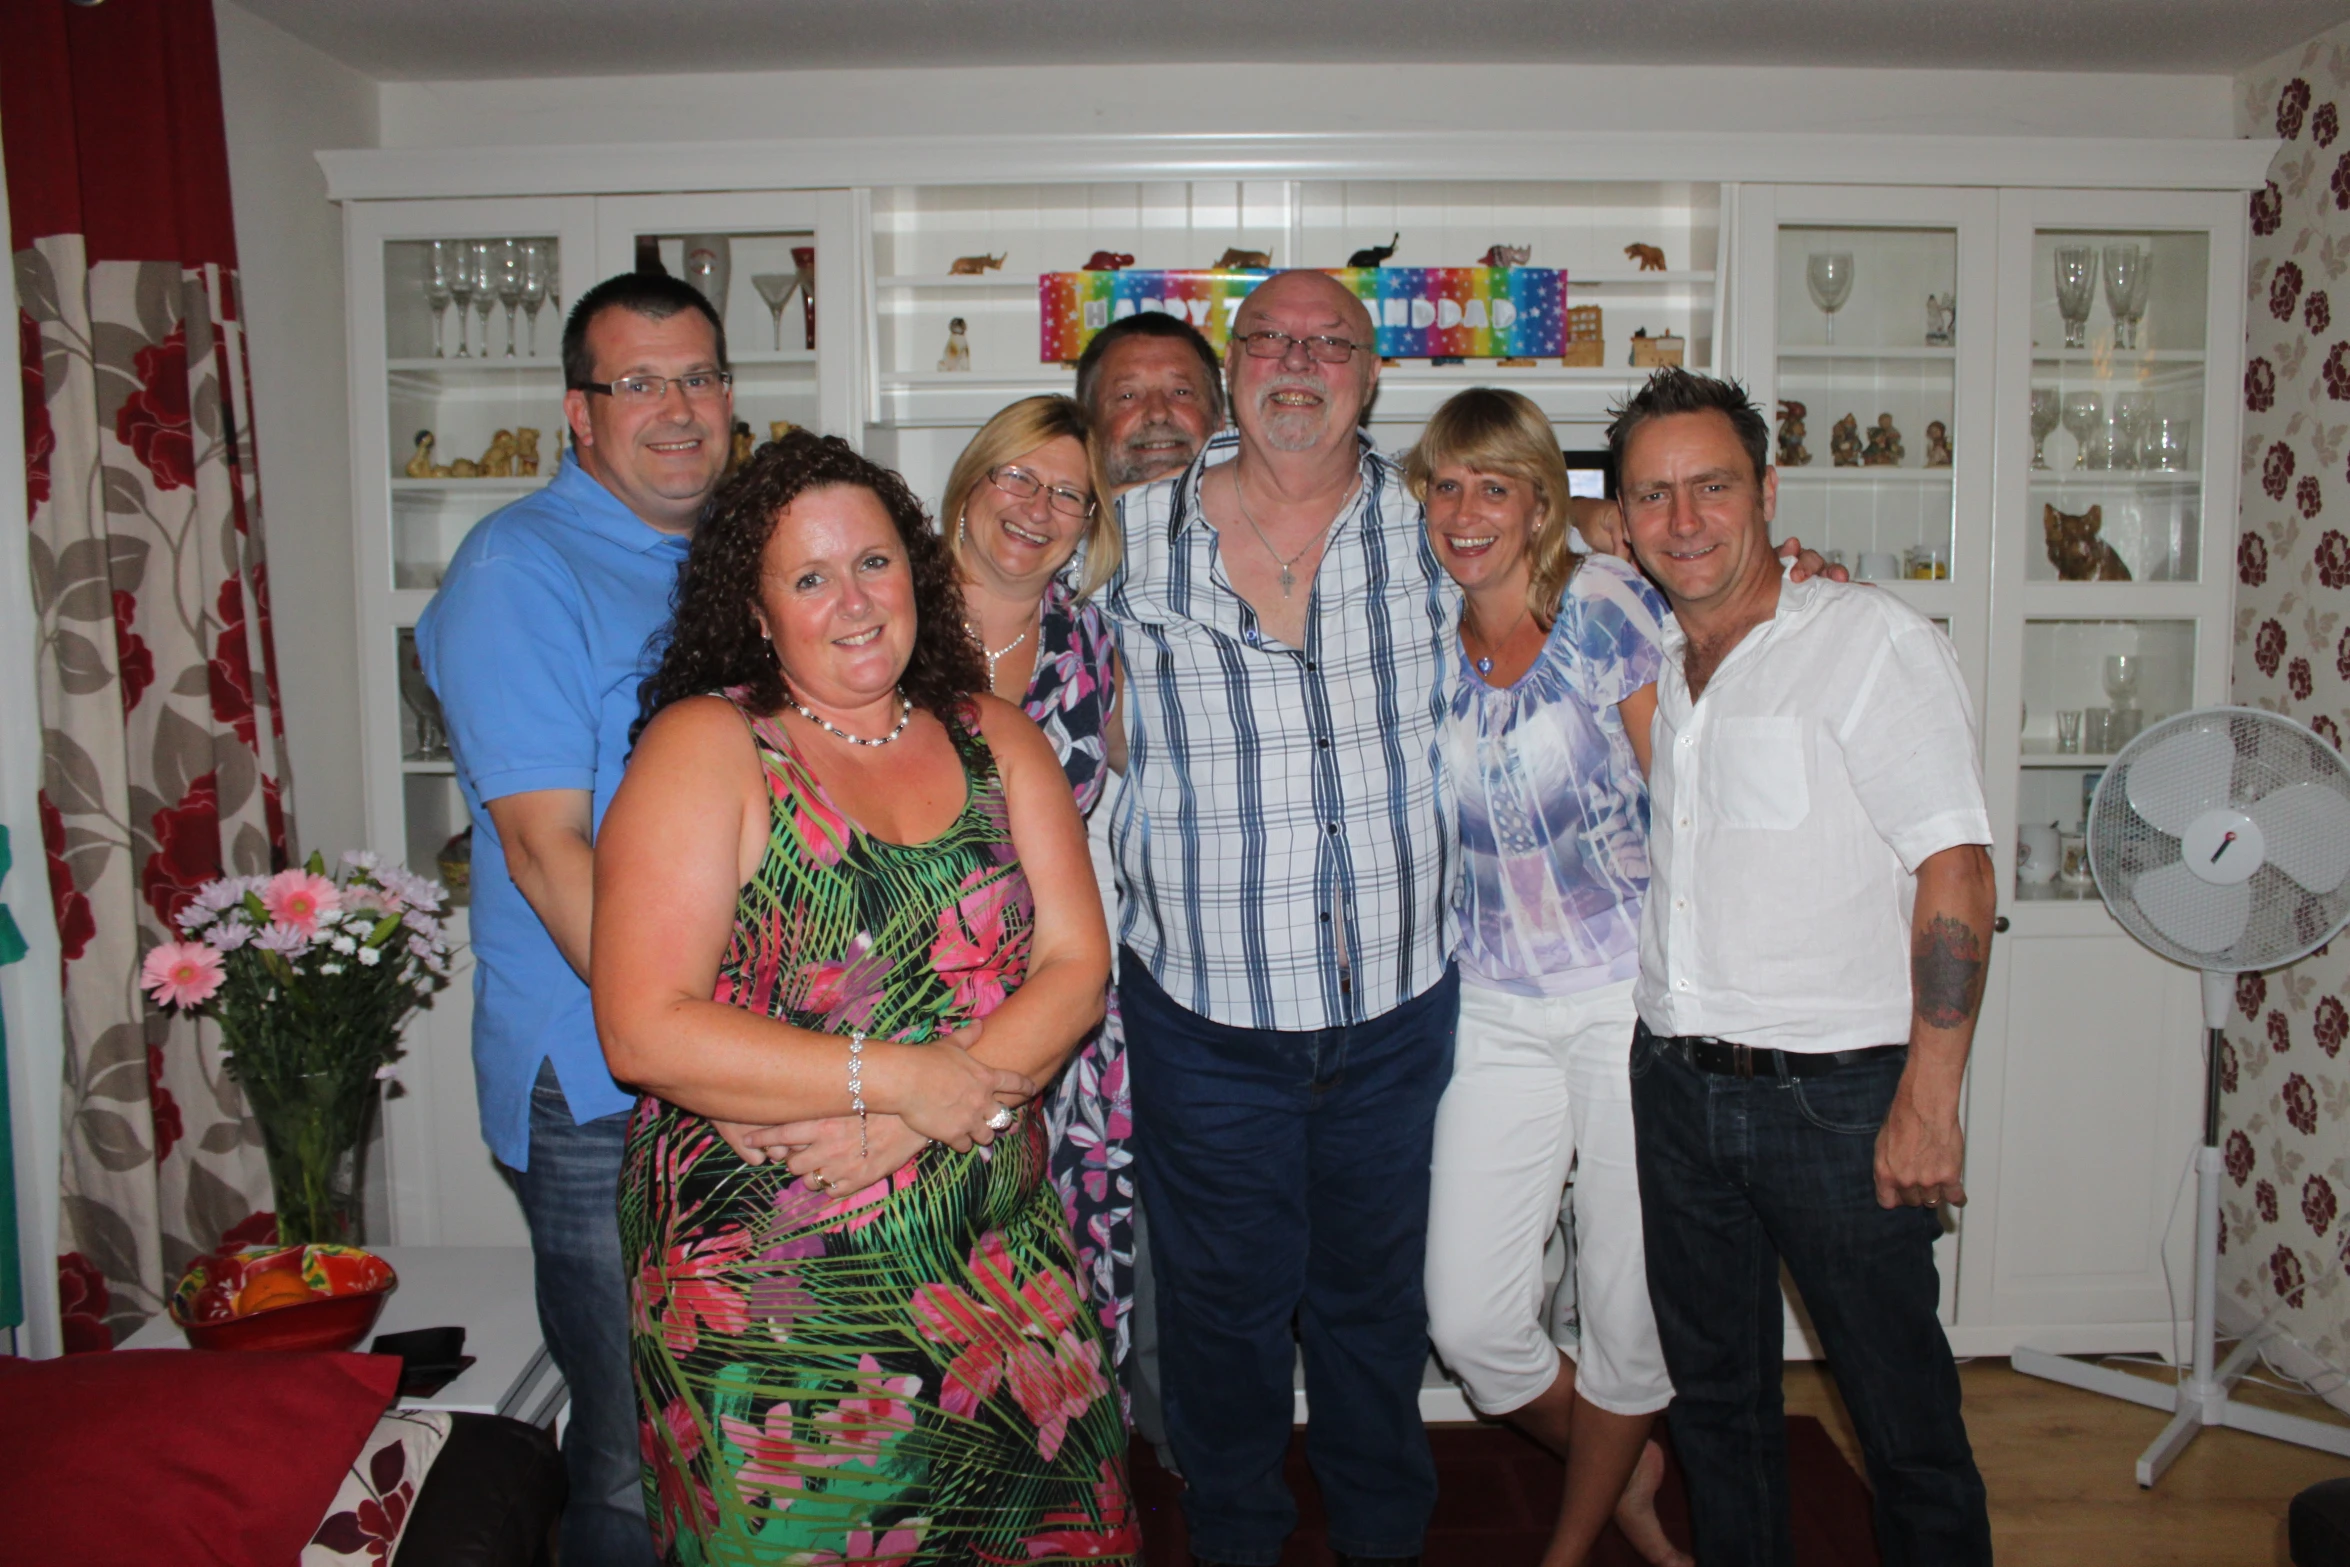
[241,1066,381,1247]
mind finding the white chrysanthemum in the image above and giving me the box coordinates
[331,934,358,955]
[357,946,382,967]
[319,961,345,975]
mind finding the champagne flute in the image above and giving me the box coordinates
[422,241,455,358]
[2060,390,2102,470]
[494,241,524,357]
[1805,252,1854,345]
[468,242,496,365]
[447,245,475,357]
[2053,245,2095,350]
[2100,244,2145,352]
[2029,387,2060,470]
[520,240,549,357]
[752,273,798,351]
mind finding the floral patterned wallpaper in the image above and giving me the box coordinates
[2227,32,2350,1366]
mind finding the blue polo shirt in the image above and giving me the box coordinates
[415,453,691,1169]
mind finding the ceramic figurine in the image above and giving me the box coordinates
[1830,413,1862,467]
[1082,250,1135,271]
[1215,247,1273,269]
[514,427,541,477]
[948,252,1007,275]
[769,419,798,443]
[1430,355,1465,366]
[1497,357,1536,367]
[1860,413,1904,467]
[1624,242,1667,272]
[1924,420,1953,468]
[730,421,755,473]
[1347,233,1399,268]
[479,429,519,478]
[1925,292,1956,347]
[1776,401,1811,467]
[448,457,482,479]
[1478,244,1532,268]
[1629,328,1685,368]
[2043,503,2131,580]
[938,316,972,372]
[404,430,440,479]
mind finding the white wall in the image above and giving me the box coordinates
[376,61,2235,150]
[214,0,380,860]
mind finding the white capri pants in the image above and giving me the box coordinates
[1425,975,1673,1418]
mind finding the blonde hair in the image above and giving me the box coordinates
[940,395,1120,599]
[1404,387,1582,625]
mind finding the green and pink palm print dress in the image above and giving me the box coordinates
[618,699,1138,1565]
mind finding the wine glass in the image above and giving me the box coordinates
[494,241,524,357]
[468,242,497,364]
[422,241,454,358]
[2101,244,2145,352]
[2111,390,2151,469]
[2060,390,2102,470]
[398,631,447,760]
[2053,245,2095,350]
[2125,250,2154,351]
[520,241,549,357]
[751,273,798,351]
[1805,252,1854,345]
[2102,654,2141,732]
[2028,387,2060,469]
[447,245,475,357]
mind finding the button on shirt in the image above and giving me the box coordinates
[415,453,691,1168]
[1106,430,1456,1031]
[1635,572,1991,1053]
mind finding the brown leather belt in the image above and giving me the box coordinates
[1637,1020,1905,1080]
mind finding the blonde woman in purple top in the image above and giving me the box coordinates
[1409,388,1688,1567]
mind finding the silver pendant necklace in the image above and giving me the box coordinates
[1464,605,1531,679]
[1230,470,1343,599]
[790,688,913,747]
[967,610,1038,693]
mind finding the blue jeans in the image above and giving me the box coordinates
[1628,1024,1991,1567]
[507,1059,657,1567]
[1121,953,1457,1566]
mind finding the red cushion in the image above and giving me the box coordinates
[0,1348,401,1566]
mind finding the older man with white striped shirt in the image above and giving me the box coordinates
[1105,270,1456,1567]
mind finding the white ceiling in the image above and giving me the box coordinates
[232,0,2350,82]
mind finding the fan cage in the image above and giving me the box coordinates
[2088,707,2350,973]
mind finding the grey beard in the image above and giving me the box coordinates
[1108,422,1201,487]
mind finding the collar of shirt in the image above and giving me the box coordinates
[547,449,694,558]
[1656,559,1807,715]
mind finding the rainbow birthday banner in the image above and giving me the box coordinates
[1038,267,1569,362]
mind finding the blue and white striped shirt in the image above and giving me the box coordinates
[1105,430,1457,1031]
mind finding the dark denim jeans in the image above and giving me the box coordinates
[1122,953,1458,1566]
[506,1059,657,1567]
[1629,1024,1991,1567]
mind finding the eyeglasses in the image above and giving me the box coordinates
[1233,330,1364,364]
[574,370,733,403]
[989,465,1095,519]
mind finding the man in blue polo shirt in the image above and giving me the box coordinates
[417,270,731,1567]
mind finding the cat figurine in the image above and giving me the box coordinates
[2042,503,2131,581]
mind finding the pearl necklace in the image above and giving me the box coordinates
[967,610,1038,693]
[790,689,913,747]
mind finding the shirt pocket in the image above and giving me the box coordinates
[1707,716,1810,831]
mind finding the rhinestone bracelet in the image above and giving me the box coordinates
[847,1030,868,1159]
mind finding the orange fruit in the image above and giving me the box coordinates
[234,1269,318,1316]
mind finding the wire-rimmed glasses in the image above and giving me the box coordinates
[575,371,734,403]
[989,464,1094,519]
[1233,330,1364,364]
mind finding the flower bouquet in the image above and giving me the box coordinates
[142,852,455,1246]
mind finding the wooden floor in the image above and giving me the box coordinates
[1782,1356,2350,1566]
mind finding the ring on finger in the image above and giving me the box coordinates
[985,1105,1016,1132]
[806,1172,831,1192]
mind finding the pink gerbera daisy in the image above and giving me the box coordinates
[141,941,226,1009]
[259,868,341,935]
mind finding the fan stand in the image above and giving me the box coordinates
[2012,971,2350,1485]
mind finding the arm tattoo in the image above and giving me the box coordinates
[1912,913,1986,1030]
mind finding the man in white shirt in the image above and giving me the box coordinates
[1611,369,1995,1566]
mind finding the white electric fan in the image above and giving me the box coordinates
[2012,706,2350,1485]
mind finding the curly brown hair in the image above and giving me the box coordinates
[638,431,985,740]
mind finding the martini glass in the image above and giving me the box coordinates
[752,273,799,351]
[1806,252,1854,345]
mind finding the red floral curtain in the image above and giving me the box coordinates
[5,0,294,1348]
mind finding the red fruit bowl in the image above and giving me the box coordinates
[168,1243,397,1354]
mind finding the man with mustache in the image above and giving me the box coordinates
[417,271,732,1567]
[1076,310,1226,492]
[1105,269,1453,1567]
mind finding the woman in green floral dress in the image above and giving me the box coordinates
[594,433,1136,1564]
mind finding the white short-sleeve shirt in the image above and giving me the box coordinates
[1634,572,1992,1054]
